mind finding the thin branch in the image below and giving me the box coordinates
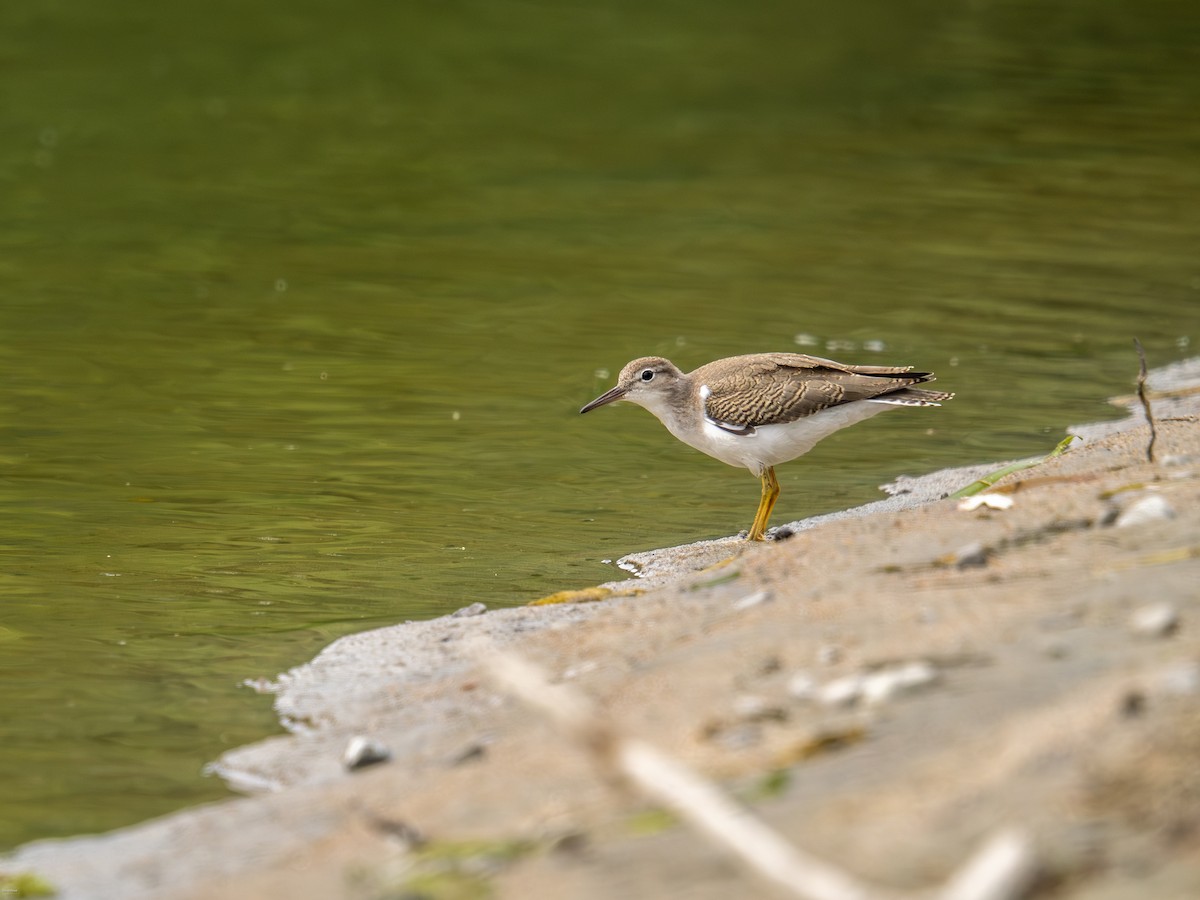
[1133,337,1158,463]
[478,644,1036,900]
[938,830,1038,900]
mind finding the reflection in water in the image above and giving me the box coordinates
[1,0,1198,848]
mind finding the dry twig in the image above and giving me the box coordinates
[1133,337,1158,463]
[479,645,1037,900]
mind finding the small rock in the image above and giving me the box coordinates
[562,660,598,680]
[1119,691,1146,717]
[1129,602,1180,638]
[859,673,897,705]
[1038,607,1085,631]
[1161,453,1196,468]
[893,660,939,689]
[1154,662,1200,696]
[367,815,425,847]
[733,694,768,718]
[732,694,788,723]
[861,661,940,704]
[818,674,864,708]
[1114,494,1175,528]
[1039,637,1070,660]
[343,735,392,771]
[787,671,818,701]
[757,656,783,675]
[450,602,488,618]
[718,723,764,750]
[549,831,590,856]
[449,742,488,765]
[957,493,1013,512]
[953,541,990,569]
[732,590,772,611]
[816,644,842,666]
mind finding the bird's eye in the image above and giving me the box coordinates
[640,369,655,382]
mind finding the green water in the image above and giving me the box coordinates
[2,0,1198,848]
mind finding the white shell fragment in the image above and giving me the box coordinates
[1154,662,1200,696]
[818,675,865,708]
[342,735,393,771]
[732,590,772,611]
[786,671,818,701]
[817,661,940,708]
[1129,602,1180,639]
[953,541,990,569]
[1114,494,1175,528]
[861,661,940,705]
[957,493,1014,512]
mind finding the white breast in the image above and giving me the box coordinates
[685,400,898,476]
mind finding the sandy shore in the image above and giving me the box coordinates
[5,360,1199,899]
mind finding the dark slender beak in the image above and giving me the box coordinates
[580,385,627,414]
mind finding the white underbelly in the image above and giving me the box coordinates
[667,400,896,476]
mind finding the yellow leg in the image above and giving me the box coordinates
[746,466,780,541]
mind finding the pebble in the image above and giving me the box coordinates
[1038,607,1084,632]
[342,735,392,771]
[449,741,488,765]
[1114,494,1175,528]
[1119,691,1145,717]
[818,662,940,708]
[818,675,865,708]
[757,656,783,675]
[561,660,597,680]
[450,602,488,618]
[861,661,940,704]
[1039,637,1070,660]
[732,590,772,611]
[953,541,990,569]
[787,671,818,701]
[367,815,424,847]
[957,493,1013,512]
[1129,602,1180,638]
[1155,661,1200,696]
[1160,453,1196,468]
[816,644,842,666]
[733,694,769,719]
[709,722,764,750]
[732,694,788,723]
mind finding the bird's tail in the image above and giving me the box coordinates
[871,387,955,407]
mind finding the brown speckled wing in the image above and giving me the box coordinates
[700,354,932,428]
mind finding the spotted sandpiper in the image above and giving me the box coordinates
[580,352,953,541]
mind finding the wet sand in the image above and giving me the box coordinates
[4,360,1199,899]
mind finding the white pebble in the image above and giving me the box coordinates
[816,644,842,666]
[1155,662,1200,696]
[861,672,899,705]
[732,590,772,611]
[958,493,1013,512]
[561,660,598,680]
[1129,602,1180,638]
[818,674,864,708]
[861,661,939,705]
[894,660,939,689]
[787,671,818,701]
[342,735,392,770]
[953,541,990,568]
[1115,494,1175,528]
[733,694,769,719]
